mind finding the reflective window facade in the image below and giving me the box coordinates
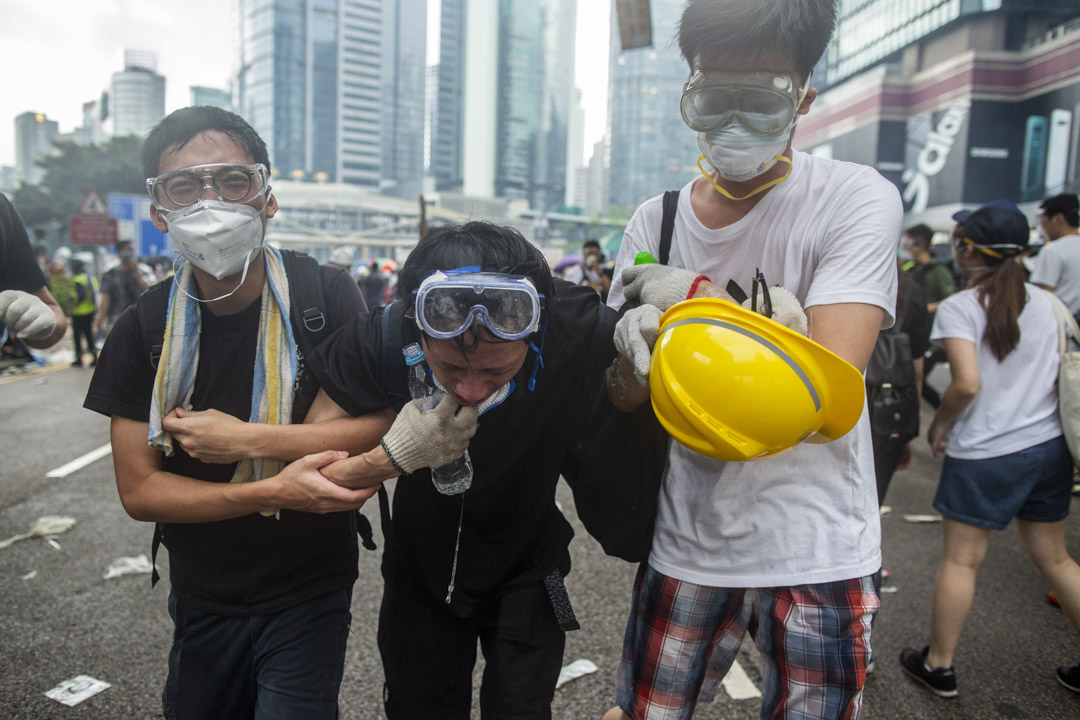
[607,0,700,211]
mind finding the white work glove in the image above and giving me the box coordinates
[621,264,702,312]
[0,290,56,342]
[744,285,808,336]
[614,304,663,386]
[381,393,480,474]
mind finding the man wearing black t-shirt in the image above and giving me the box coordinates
[303,222,651,718]
[83,107,391,720]
[0,193,67,348]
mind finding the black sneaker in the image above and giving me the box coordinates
[1058,664,1080,693]
[900,646,958,698]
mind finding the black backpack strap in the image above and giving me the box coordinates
[659,190,679,266]
[379,300,412,411]
[138,277,173,369]
[280,249,328,349]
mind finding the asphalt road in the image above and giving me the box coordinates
[1,363,1078,719]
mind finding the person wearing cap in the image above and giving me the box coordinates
[300,221,649,718]
[898,199,1080,698]
[599,2,903,718]
[1030,193,1080,318]
[0,193,67,349]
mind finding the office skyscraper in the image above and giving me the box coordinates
[110,50,166,139]
[14,111,59,185]
[606,0,699,211]
[440,0,576,210]
[237,0,426,191]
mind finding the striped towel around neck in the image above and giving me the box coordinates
[148,246,298,495]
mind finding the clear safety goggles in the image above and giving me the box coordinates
[415,269,542,341]
[681,71,808,136]
[147,162,270,211]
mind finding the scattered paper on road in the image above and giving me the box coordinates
[44,675,110,707]
[881,585,899,594]
[880,505,892,516]
[556,658,598,688]
[903,514,943,523]
[0,516,76,549]
[22,570,38,580]
[104,555,154,579]
[721,659,762,700]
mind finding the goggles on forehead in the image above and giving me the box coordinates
[681,71,808,136]
[415,269,543,341]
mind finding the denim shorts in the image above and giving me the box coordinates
[934,435,1074,531]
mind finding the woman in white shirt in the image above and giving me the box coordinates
[899,200,1080,699]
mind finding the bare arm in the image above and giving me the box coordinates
[110,415,378,523]
[95,292,110,329]
[926,337,979,456]
[23,286,67,348]
[302,389,401,489]
[606,354,650,412]
[161,403,394,464]
[913,356,925,397]
[805,302,885,372]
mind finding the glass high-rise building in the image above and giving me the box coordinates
[110,50,166,139]
[237,0,426,191]
[441,0,576,210]
[14,112,59,185]
[606,0,700,212]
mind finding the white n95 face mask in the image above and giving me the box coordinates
[166,200,266,280]
[698,127,790,182]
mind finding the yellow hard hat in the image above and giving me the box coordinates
[649,298,864,462]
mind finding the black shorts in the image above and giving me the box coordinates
[377,580,566,719]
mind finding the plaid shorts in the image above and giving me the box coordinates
[615,564,879,720]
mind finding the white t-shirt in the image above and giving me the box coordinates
[930,285,1061,459]
[1030,234,1080,316]
[608,150,903,588]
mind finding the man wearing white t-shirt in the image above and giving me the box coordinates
[1031,193,1080,317]
[601,1,902,718]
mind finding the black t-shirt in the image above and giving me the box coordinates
[0,193,47,294]
[898,277,932,359]
[99,265,144,322]
[83,264,365,616]
[309,279,618,616]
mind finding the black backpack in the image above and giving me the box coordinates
[865,291,920,443]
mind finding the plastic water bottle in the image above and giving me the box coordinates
[402,343,474,495]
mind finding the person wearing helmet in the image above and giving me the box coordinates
[601,1,903,719]
[300,222,650,719]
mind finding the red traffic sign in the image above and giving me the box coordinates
[70,214,118,245]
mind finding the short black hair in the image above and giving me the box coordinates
[678,0,837,79]
[1040,193,1079,227]
[397,222,555,310]
[141,106,271,178]
[583,240,601,250]
[903,223,934,249]
[115,240,134,253]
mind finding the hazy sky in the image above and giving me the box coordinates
[0,0,610,170]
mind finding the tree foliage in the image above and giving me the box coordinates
[11,135,145,226]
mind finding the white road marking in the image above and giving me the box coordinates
[722,659,762,700]
[46,443,112,478]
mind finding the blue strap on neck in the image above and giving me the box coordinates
[526,312,548,391]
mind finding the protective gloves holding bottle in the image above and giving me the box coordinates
[380,393,479,475]
[0,289,57,342]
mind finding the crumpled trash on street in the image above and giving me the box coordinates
[555,658,598,689]
[103,554,155,579]
[903,514,944,523]
[0,516,76,549]
[44,675,111,707]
